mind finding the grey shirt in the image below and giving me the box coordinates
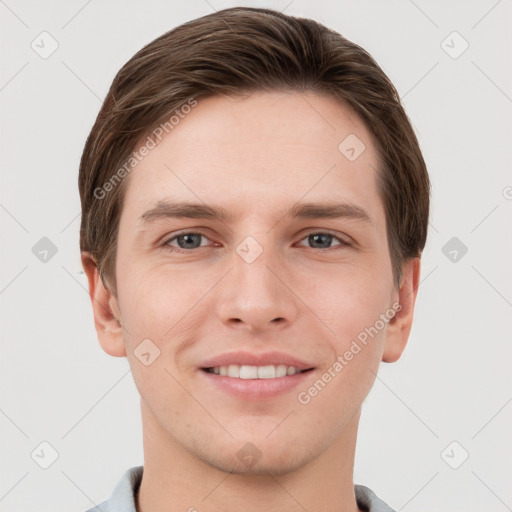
[84,466,396,512]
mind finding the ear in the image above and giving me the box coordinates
[382,257,421,363]
[81,252,126,357]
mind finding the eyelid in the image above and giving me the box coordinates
[161,229,215,247]
[161,228,353,251]
[296,229,353,247]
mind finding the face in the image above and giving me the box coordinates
[86,91,418,475]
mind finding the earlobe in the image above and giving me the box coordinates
[81,252,127,358]
[381,258,421,363]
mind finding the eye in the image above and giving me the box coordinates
[163,232,212,251]
[161,230,351,253]
[297,232,350,249]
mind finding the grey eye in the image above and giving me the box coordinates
[307,233,336,249]
[172,233,204,249]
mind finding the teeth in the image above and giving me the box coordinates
[208,364,303,379]
[227,365,239,378]
[240,365,258,379]
[275,365,288,377]
[257,365,275,379]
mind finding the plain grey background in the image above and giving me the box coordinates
[1,1,511,511]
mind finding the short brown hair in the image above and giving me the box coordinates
[79,6,430,296]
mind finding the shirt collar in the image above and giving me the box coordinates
[94,465,396,512]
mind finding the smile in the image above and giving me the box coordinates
[203,364,311,379]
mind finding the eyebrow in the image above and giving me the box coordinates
[138,200,372,226]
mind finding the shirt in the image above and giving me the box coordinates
[84,465,396,512]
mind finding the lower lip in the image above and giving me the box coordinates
[199,369,314,400]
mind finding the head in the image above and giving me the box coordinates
[80,7,429,474]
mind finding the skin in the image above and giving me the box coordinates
[82,91,420,512]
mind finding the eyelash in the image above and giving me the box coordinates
[161,230,352,253]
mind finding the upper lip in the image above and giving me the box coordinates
[200,351,315,371]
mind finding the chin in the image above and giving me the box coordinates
[193,435,319,476]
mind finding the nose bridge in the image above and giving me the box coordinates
[217,235,298,330]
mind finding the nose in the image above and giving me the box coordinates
[216,246,299,333]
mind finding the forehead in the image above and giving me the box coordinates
[121,91,383,225]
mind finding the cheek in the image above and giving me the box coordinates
[119,267,193,407]
[297,274,388,412]
[305,263,391,344]
[119,259,192,322]
[119,247,392,349]
[118,261,212,371]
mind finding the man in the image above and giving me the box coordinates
[79,7,429,512]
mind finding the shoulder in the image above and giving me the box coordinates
[83,499,109,512]
[81,466,143,512]
[355,484,396,512]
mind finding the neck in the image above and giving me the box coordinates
[136,402,362,512]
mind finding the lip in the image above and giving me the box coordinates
[200,367,314,401]
[198,350,316,401]
[199,350,315,372]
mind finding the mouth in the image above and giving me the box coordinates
[198,351,316,400]
[202,364,314,379]
[200,363,315,401]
